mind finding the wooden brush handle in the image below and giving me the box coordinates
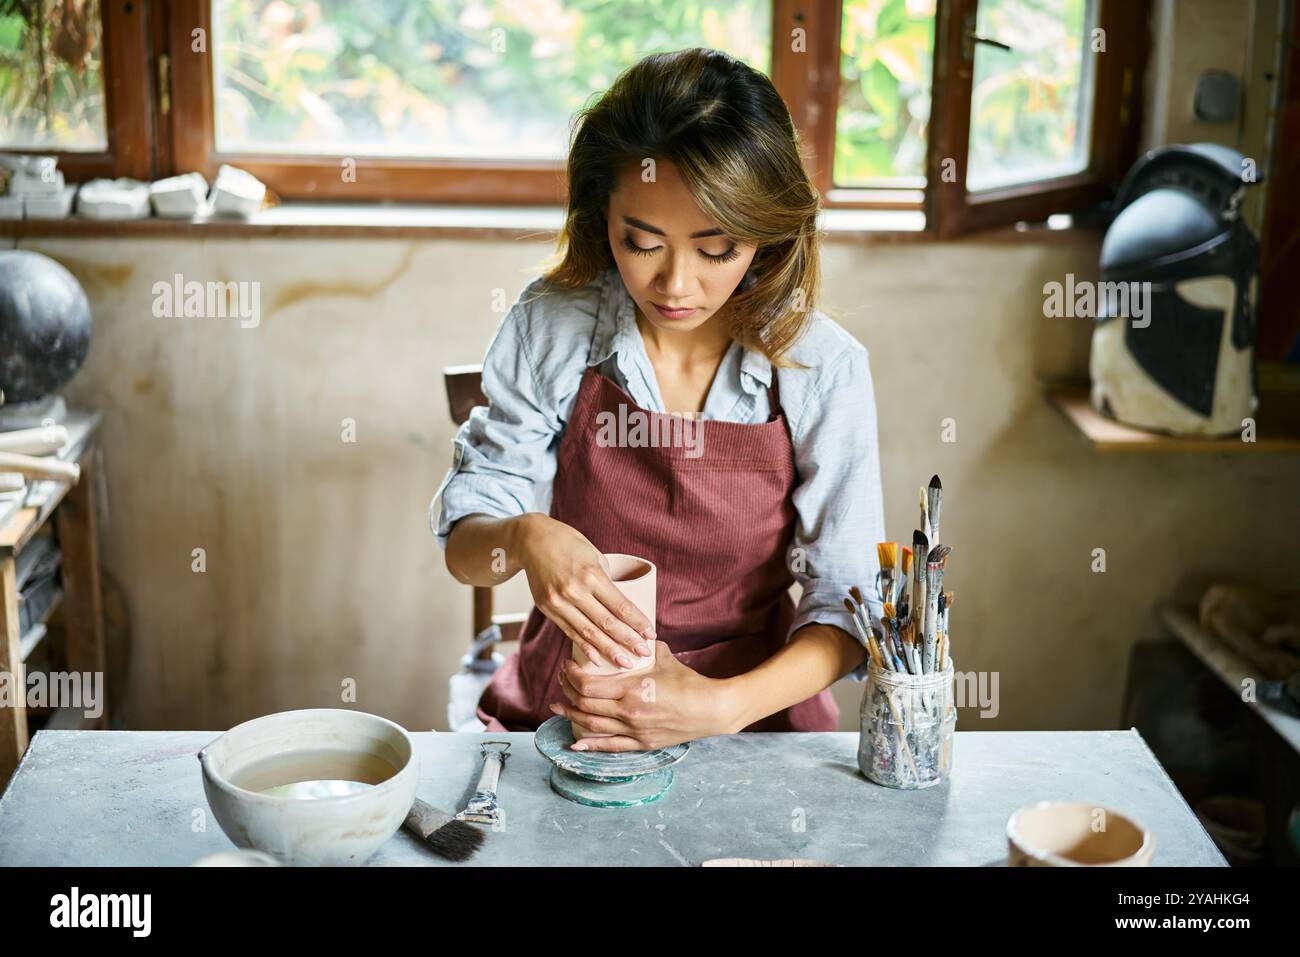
[404,796,455,840]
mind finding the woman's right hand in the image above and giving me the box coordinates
[514,514,656,670]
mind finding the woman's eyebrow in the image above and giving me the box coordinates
[622,215,724,239]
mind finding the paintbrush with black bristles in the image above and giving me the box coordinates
[404,797,486,862]
[927,475,943,547]
[404,741,512,861]
[912,529,928,662]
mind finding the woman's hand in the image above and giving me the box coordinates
[515,514,656,670]
[550,642,738,751]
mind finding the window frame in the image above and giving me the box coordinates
[166,0,567,203]
[927,0,1150,237]
[6,0,1150,236]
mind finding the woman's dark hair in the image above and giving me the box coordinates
[534,47,822,365]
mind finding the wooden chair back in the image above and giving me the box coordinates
[444,366,527,658]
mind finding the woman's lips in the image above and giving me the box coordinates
[652,302,698,319]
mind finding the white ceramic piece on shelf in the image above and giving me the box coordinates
[0,153,61,196]
[24,185,77,220]
[209,164,267,218]
[76,178,151,220]
[150,172,209,218]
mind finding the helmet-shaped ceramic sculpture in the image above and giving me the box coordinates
[1089,143,1260,436]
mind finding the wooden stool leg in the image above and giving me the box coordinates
[473,586,495,660]
[0,556,28,787]
[56,447,107,730]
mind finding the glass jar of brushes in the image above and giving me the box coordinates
[858,660,956,790]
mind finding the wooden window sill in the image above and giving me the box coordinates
[0,202,1099,243]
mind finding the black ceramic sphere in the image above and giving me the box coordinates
[0,250,92,404]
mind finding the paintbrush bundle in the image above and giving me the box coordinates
[842,475,954,677]
[847,475,956,789]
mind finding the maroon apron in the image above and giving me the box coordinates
[476,364,839,733]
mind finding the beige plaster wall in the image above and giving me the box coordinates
[15,231,1298,733]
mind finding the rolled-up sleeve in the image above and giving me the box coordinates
[786,344,887,681]
[430,293,561,550]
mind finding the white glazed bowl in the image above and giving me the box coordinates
[198,708,418,866]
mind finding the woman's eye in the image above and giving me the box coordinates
[702,246,740,264]
[621,235,740,264]
[621,236,659,257]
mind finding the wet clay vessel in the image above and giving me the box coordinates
[570,553,656,740]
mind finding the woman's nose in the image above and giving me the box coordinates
[657,251,696,299]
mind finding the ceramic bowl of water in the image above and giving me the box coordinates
[199,708,418,866]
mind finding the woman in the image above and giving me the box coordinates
[434,48,885,750]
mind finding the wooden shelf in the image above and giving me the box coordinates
[1047,388,1300,454]
[18,587,63,661]
[0,409,102,556]
[1,408,107,787]
[1160,604,1300,758]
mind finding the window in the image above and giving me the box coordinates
[3,0,1150,235]
[0,0,151,181]
[965,0,1096,192]
[931,0,1147,236]
[0,0,107,150]
[834,0,935,203]
[170,0,775,202]
[210,0,770,161]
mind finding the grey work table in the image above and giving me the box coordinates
[0,728,1226,866]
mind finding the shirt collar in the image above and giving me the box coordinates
[590,267,772,392]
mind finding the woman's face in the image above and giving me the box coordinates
[606,160,757,336]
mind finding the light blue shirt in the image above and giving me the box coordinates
[431,266,885,681]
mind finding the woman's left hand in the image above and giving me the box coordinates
[551,641,737,751]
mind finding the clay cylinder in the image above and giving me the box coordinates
[570,553,656,741]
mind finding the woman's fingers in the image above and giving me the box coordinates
[549,700,632,737]
[559,663,625,708]
[570,734,645,753]
[554,586,646,669]
[572,593,649,664]
[588,574,656,645]
[546,598,637,671]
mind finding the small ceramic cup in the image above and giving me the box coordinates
[1007,801,1154,866]
[570,553,656,740]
